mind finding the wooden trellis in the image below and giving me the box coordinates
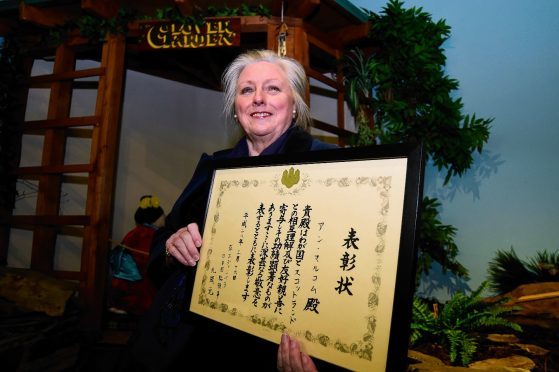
[0,0,370,332]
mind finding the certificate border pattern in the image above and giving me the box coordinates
[197,173,393,364]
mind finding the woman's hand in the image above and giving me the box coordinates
[165,223,202,267]
[277,334,318,372]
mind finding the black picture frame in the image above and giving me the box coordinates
[191,142,424,371]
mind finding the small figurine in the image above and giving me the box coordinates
[108,195,165,316]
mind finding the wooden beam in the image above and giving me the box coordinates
[81,0,119,19]
[62,175,89,185]
[286,0,320,19]
[82,33,126,332]
[15,164,93,175]
[30,43,74,273]
[7,215,91,227]
[306,68,337,89]
[304,21,370,53]
[266,16,306,63]
[307,33,340,59]
[240,15,269,33]
[326,23,370,47]
[309,84,337,98]
[17,174,90,185]
[29,67,105,86]
[19,3,78,27]
[312,118,353,138]
[174,0,194,16]
[24,116,100,130]
[52,270,86,281]
[305,22,344,52]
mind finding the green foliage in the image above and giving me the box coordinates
[205,4,271,17]
[417,197,468,280]
[343,48,379,146]
[410,281,522,366]
[487,247,559,294]
[154,4,270,25]
[154,6,204,26]
[346,0,493,181]
[526,250,559,279]
[343,0,493,280]
[77,7,137,42]
[48,7,138,44]
[409,296,437,345]
[48,4,270,45]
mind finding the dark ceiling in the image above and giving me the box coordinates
[1,0,372,91]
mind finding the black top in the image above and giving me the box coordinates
[124,127,342,372]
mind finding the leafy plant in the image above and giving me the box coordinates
[417,197,468,282]
[410,281,522,366]
[526,250,559,279]
[343,0,493,281]
[343,48,378,145]
[48,4,271,45]
[487,247,559,294]
[205,4,271,17]
[48,7,137,45]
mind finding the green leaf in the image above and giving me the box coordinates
[342,0,492,280]
[411,282,522,366]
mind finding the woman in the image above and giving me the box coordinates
[128,50,338,372]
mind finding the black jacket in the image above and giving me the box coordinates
[124,128,340,371]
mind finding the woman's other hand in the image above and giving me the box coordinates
[165,222,202,266]
[277,333,318,372]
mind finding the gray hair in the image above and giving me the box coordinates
[222,49,312,129]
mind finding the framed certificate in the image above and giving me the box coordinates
[190,143,424,371]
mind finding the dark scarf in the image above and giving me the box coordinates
[227,124,316,158]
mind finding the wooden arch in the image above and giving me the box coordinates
[0,0,371,332]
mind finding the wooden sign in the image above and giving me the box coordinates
[138,18,240,50]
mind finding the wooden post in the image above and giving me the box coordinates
[81,34,126,331]
[267,17,309,67]
[267,18,311,111]
[30,43,75,273]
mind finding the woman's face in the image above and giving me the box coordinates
[235,61,295,146]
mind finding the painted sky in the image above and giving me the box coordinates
[350,0,559,299]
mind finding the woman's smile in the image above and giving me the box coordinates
[235,61,295,154]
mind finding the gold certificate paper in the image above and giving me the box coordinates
[191,156,410,371]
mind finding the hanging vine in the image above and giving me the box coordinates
[47,4,271,45]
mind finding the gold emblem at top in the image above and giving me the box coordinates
[281,167,300,188]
